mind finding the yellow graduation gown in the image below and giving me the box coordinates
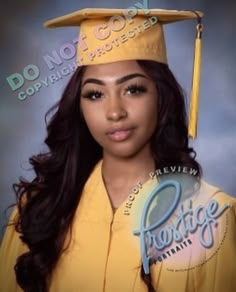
[1,160,236,292]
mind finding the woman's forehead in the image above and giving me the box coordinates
[82,60,148,81]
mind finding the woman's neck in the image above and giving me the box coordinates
[102,155,156,185]
[101,149,156,209]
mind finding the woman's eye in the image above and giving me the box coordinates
[126,85,147,95]
[81,90,103,100]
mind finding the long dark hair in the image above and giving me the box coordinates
[13,60,201,292]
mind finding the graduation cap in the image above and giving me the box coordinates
[44,8,204,139]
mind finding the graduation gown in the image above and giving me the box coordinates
[1,160,236,292]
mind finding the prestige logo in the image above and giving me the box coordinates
[130,170,231,274]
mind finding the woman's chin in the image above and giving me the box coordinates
[103,143,150,160]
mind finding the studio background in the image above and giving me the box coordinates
[0,0,235,240]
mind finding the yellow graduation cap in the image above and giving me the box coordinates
[44,8,203,139]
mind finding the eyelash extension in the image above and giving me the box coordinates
[125,84,147,95]
[81,90,103,100]
[81,84,147,100]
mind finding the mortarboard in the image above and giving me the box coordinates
[44,8,204,139]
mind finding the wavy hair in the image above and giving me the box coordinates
[13,60,201,292]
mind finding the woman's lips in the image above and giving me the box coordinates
[107,128,134,142]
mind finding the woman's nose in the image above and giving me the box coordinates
[106,97,128,121]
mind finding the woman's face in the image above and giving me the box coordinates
[80,60,158,159]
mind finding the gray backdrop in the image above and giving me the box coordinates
[1,0,235,240]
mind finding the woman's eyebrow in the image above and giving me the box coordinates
[82,73,148,87]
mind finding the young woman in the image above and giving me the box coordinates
[1,8,236,292]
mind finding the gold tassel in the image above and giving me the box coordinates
[188,22,203,139]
